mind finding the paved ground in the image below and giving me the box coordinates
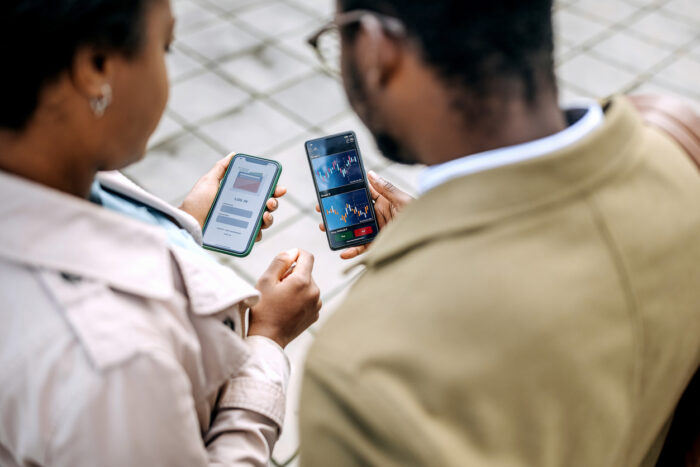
[123,0,700,465]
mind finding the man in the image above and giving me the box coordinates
[300,1,700,465]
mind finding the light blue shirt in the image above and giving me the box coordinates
[419,102,605,194]
[90,180,208,256]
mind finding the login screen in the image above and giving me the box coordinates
[203,156,278,254]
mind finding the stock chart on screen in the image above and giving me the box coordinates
[311,150,364,192]
[321,188,373,231]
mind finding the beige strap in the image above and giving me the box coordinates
[628,94,700,171]
[628,94,700,466]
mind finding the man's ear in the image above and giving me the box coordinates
[71,46,114,101]
[353,16,403,94]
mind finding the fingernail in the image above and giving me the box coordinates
[368,170,379,180]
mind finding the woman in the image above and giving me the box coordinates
[0,0,322,465]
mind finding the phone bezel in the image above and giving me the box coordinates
[202,154,282,258]
[305,131,380,251]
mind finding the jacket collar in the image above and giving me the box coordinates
[418,102,605,193]
[96,171,204,245]
[0,171,174,300]
[362,95,644,267]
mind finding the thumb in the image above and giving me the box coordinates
[368,170,403,203]
[208,153,236,182]
[264,248,300,281]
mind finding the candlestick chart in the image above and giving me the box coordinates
[312,150,364,192]
[321,188,373,231]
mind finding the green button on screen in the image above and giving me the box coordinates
[334,231,354,242]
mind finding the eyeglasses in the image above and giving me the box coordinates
[307,10,406,76]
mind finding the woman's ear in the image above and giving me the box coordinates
[71,46,114,104]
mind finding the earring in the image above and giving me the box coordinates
[90,84,113,118]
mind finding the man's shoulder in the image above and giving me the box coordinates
[320,102,700,344]
[303,212,640,466]
[313,200,629,363]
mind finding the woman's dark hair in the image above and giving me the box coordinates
[340,0,556,103]
[0,0,151,130]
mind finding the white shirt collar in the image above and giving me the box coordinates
[419,101,605,194]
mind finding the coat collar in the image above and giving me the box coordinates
[96,171,204,245]
[361,95,644,268]
[0,171,174,300]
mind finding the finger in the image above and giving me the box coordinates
[209,153,236,181]
[368,183,381,202]
[256,231,263,243]
[340,245,368,260]
[266,198,279,212]
[263,248,300,281]
[262,212,273,229]
[273,186,287,198]
[291,249,315,278]
[367,170,412,205]
[315,204,321,213]
[376,204,389,228]
[318,222,326,232]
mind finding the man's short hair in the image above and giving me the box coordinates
[340,0,556,103]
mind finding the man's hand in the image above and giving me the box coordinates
[316,171,413,260]
[179,153,287,242]
[249,249,322,348]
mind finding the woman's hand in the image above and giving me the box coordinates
[180,154,287,242]
[316,170,414,259]
[249,249,322,348]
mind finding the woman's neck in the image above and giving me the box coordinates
[0,126,98,199]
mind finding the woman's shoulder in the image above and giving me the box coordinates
[0,259,184,374]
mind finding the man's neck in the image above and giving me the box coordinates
[415,94,567,167]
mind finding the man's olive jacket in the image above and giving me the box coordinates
[300,96,700,467]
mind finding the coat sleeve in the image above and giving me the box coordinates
[46,342,289,467]
[205,336,291,465]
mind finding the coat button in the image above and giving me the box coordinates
[60,272,83,283]
[223,317,236,332]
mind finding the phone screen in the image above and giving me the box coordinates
[306,132,380,250]
[202,154,281,257]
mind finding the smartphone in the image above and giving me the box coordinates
[202,154,282,257]
[305,131,380,251]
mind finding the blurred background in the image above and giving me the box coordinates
[123,0,700,465]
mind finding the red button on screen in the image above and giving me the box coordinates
[354,226,373,237]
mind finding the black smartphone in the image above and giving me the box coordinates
[305,132,380,251]
[202,154,282,257]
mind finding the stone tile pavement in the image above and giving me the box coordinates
[123,0,700,465]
